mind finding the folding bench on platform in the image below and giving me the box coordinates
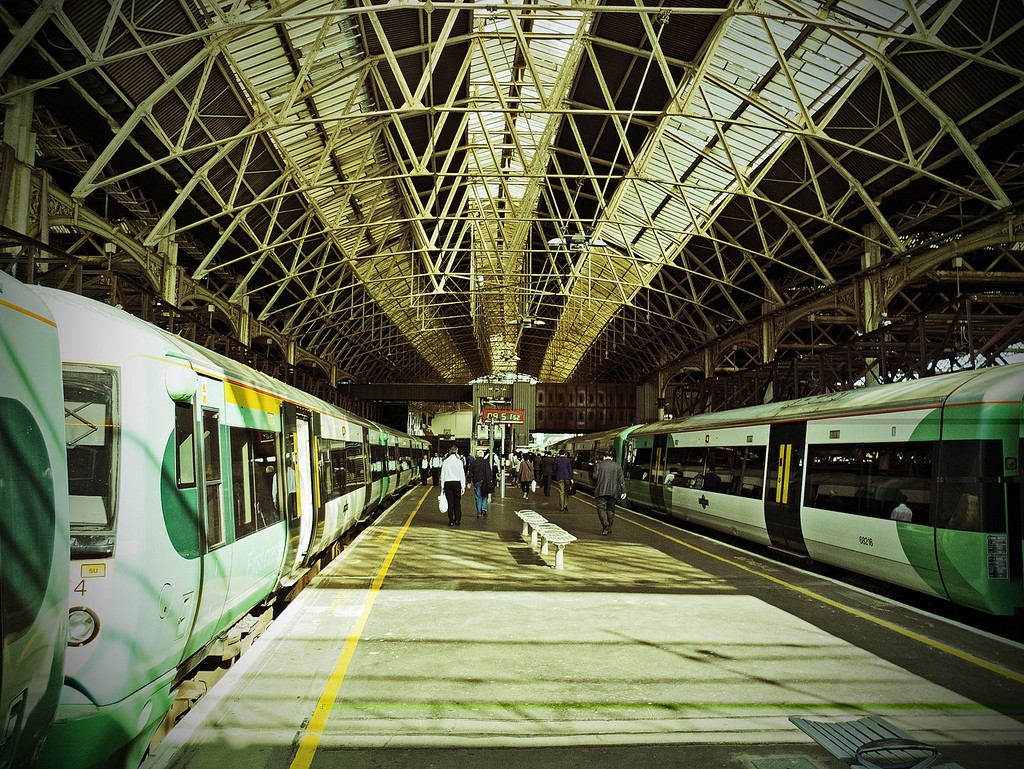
[790,715,966,769]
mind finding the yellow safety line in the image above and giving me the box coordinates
[288,488,427,769]
[620,514,1024,685]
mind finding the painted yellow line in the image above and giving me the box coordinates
[288,488,427,769]
[621,513,1024,685]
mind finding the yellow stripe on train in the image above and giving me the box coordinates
[224,381,282,431]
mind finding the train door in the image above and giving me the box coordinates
[374,434,389,505]
[294,412,315,561]
[279,404,315,580]
[650,433,670,512]
[1015,402,1024,597]
[304,412,327,565]
[186,378,231,654]
[765,421,808,555]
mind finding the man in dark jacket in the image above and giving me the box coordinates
[591,451,626,535]
[469,450,495,518]
[540,452,555,495]
[553,450,573,511]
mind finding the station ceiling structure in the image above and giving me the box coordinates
[2,0,1023,396]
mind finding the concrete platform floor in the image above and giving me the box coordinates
[144,483,1024,769]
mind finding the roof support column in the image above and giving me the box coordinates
[238,294,251,349]
[156,218,180,306]
[861,222,884,386]
[760,297,778,366]
[2,76,36,280]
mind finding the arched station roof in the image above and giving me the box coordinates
[2,1,1022,390]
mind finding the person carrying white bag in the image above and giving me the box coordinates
[439,444,466,527]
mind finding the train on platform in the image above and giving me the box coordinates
[553,364,1024,619]
[1,275,428,769]
[1,272,69,769]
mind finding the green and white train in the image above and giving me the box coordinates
[1,272,69,769]
[555,364,1024,618]
[2,280,428,769]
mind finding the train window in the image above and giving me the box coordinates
[346,441,367,486]
[174,402,196,488]
[332,440,349,497]
[934,440,1004,533]
[229,427,280,538]
[663,445,703,487]
[705,446,766,497]
[64,366,119,544]
[805,441,934,522]
[203,410,225,548]
[573,449,589,470]
[370,443,386,482]
[316,437,349,501]
[627,446,651,480]
[659,444,765,495]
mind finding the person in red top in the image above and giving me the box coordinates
[517,453,535,499]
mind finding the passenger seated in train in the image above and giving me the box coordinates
[890,494,913,522]
[700,466,724,492]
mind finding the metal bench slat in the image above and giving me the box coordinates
[789,716,949,769]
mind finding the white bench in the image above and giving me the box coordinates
[515,509,548,546]
[514,510,577,569]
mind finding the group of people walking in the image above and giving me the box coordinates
[434,445,501,526]
[431,444,626,536]
[506,449,575,512]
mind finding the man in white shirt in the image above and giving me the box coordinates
[440,445,466,527]
[890,495,913,522]
[430,452,442,486]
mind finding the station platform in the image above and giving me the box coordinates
[143,482,1024,769]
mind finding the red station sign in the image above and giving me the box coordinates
[480,408,525,424]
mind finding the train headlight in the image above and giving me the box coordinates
[67,606,99,646]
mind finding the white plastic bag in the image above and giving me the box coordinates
[438,493,448,514]
[531,479,537,492]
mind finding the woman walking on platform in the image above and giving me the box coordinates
[517,453,535,499]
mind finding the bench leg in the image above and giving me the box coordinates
[555,545,564,569]
[530,526,539,548]
[541,536,550,555]
[521,520,529,539]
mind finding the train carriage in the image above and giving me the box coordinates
[21,285,423,769]
[312,411,370,557]
[0,272,69,769]
[626,419,771,547]
[366,424,392,516]
[622,364,1024,618]
[552,425,640,492]
[391,434,429,491]
[798,365,1024,616]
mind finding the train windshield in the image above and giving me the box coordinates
[63,365,118,557]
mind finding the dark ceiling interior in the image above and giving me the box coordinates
[2,1,1022,402]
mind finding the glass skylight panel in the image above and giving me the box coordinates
[626,0,926,271]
